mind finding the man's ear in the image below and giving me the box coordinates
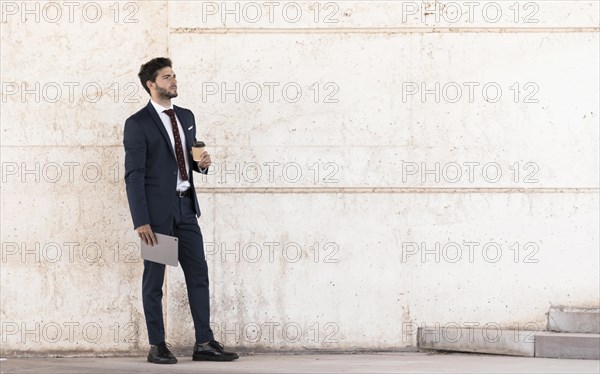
[146,80,154,92]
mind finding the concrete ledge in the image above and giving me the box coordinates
[548,306,600,334]
[417,327,538,357]
[535,332,600,360]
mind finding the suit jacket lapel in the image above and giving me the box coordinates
[145,101,176,160]
[173,106,197,174]
[174,105,193,150]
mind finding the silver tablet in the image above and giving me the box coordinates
[141,233,179,267]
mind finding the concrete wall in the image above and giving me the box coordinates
[1,1,598,355]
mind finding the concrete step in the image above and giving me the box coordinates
[417,327,539,357]
[418,327,600,360]
[547,306,600,334]
[535,332,600,360]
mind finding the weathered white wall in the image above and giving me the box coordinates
[1,1,598,355]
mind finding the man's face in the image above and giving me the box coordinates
[150,66,178,99]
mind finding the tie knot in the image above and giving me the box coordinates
[163,109,175,117]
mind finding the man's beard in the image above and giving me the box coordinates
[156,86,178,99]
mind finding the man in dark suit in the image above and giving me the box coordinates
[123,57,238,364]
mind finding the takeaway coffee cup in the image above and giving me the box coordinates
[192,141,206,161]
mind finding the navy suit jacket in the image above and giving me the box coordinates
[123,101,205,229]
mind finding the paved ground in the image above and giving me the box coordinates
[1,353,599,374]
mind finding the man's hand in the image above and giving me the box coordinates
[136,224,157,246]
[196,151,212,170]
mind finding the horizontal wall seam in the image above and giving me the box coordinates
[170,27,600,34]
[195,187,600,194]
[1,145,598,149]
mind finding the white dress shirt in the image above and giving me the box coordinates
[150,99,191,192]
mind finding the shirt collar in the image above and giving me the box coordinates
[150,99,173,115]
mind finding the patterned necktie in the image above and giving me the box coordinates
[163,109,189,181]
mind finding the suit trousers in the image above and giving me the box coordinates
[142,194,214,345]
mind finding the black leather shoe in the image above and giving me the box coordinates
[147,342,177,364]
[193,340,239,361]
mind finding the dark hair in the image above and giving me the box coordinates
[138,57,172,95]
